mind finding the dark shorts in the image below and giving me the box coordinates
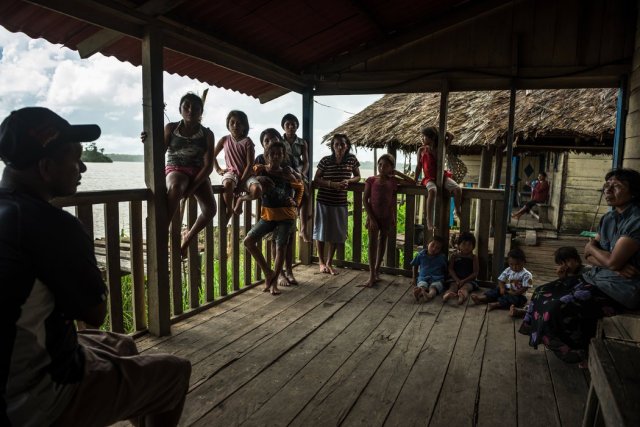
[484,287,527,308]
[52,330,191,427]
[247,219,295,247]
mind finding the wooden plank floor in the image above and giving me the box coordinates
[123,265,590,427]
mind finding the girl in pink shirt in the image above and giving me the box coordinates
[361,154,415,287]
[213,110,259,223]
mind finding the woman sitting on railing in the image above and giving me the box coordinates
[313,133,361,275]
[519,168,640,364]
[142,92,217,258]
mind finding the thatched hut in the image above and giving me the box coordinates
[327,89,617,232]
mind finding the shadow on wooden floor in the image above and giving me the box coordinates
[121,265,589,426]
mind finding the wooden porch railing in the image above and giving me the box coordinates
[52,183,506,336]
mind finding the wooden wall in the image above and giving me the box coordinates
[560,153,612,232]
[459,154,506,187]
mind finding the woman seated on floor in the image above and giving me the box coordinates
[519,168,640,364]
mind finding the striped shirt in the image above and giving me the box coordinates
[316,153,360,206]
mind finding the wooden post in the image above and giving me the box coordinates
[300,88,314,264]
[373,148,378,175]
[142,26,170,336]
[436,85,449,245]
[494,87,517,278]
[475,146,493,279]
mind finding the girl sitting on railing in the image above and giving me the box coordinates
[360,153,414,288]
[213,110,259,223]
[414,126,462,231]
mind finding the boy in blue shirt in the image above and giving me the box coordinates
[411,236,448,301]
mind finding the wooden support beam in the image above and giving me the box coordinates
[435,85,449,244]
[300,89,314,265]
[142,26,171,336]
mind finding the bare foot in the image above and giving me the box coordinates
[427,222,435,231]
[358,278,375,288]
[509,304,526,318]
[299,227,311,243]
[179,230,190,259]
[471,294,482,305]
[413,287,422,302]
[442,291,457,302]
[326,265,339,275]
[487,302,501,311]
[270,287,281,295]
[422,288,434,301]
[233,199,243,215]
[319,263,330,274]
[263,270,275,292]
[457,290,468,305]
[283,271,299,286]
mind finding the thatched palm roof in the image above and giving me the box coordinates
[326,89,617,154]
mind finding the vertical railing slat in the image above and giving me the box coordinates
[204,221,215,302]
[460,197,472,233]
[255,199,262,280]
[170,208,183,315]
[232,211,241,291]
[104,202,123,333]
[218,193,228,297]
[187,197,201,309]
[129,200,146,331]
[352,189,363,264]
[492,199,506,281]
[243,200,252,287]
[76,204,94,242]
[404,193,416,270]
[385,195,399,268]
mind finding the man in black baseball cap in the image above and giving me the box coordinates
[0,107,191,426]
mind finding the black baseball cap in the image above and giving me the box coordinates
[0,107,101,169]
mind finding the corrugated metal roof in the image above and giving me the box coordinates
[0,0,451,101]
[0,1,634,100]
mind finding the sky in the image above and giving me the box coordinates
[0,25,384,162]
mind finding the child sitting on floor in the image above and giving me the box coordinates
[443,231,479,305]
[516,246,587,329]
[410,236,448,302]
[471,248,532,311]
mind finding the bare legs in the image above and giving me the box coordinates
[316,240,338,275]
[360,227,388,287]
[244,235,285,295]
[298,189,311,242]
[233,183,262,215]
[451,186,462,217]
[426,188,436,230]
[221,179,235,223]
[166,172,217,258]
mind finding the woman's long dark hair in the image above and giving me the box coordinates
[329,133,352,164]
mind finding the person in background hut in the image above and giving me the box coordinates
[213,110,259,223]
[282,113,312,242]
[414,126,462,231]
[1,107,191,427]
[313,133,361,275]
[519,169,640,364]
[360,153,415,287]
[141,92,217,258]
[471,248,532,311]
[244,141,304,295]
[255,128,302,286]
[443,231,479,305]
[511,171,549,220]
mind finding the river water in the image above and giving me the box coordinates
[0,162,374,238]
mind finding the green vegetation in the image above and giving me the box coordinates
[82,142,113,163]
[107,154,144,162]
